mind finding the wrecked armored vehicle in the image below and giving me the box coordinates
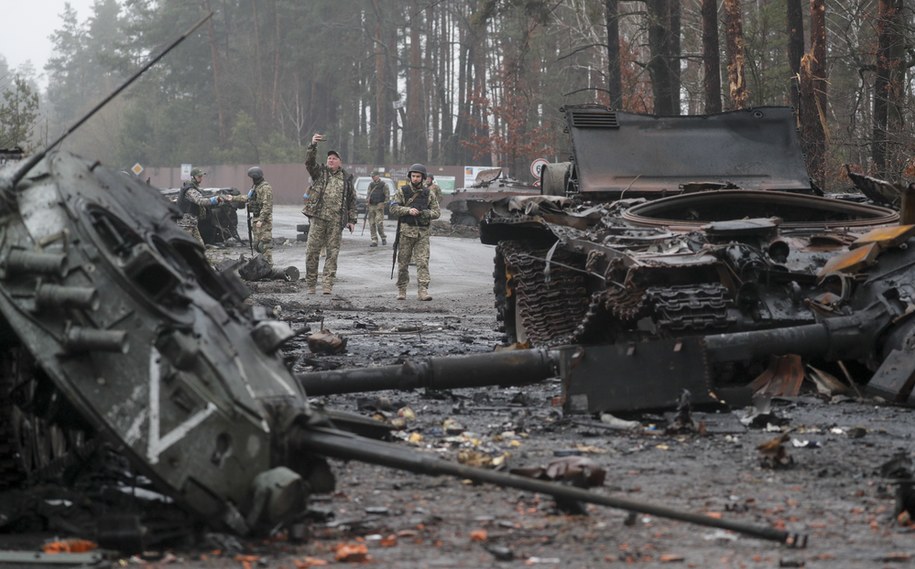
[0,149,806,548]
[447,168,539,227]
[481,106,913,412]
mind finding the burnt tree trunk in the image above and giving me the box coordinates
[701,0,721,113]
[438,8,453,163]
[800,0,827,188]
[646,0,676,115]
[405,2,426,162]
[605,0,622,109]
[723,0,748,110]
[370,0,387,164]
[202,0,226,140]
[786,0,804,114]
[669,1,681,114]
[271,0,281,120]
[873,0,905,179]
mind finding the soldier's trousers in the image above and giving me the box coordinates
[253,223,273,266]
[178,215,204,245]
[396,229,431,290]
[368,204,386,243]
[305,217,344,289]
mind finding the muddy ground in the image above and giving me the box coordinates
[4,206,915,567]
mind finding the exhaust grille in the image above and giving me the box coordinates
[569,111,619,128]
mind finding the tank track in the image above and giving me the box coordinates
[0,347,87,489]
[494,241,736,346]
[0,351,25,487]
[645,283,733,333]
[495,241,590,346]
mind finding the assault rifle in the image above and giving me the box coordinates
[391,220,400,279]
[245,203,254,255]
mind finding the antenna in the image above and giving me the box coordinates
[8,12,214,189]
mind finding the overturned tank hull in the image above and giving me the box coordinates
[0,151,330,534]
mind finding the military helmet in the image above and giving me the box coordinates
[408,163,427,180]
[247,166,264,180]
[190,167,207,177]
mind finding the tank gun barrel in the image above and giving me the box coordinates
[704,306,889,364]
[297,348,557,396]
[293,425,806,547]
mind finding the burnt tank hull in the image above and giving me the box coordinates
[480,105,910,408]
[0,151,321,533]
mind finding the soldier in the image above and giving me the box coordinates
[425,173,442,204]
[302,133,357,295]
[390,163,440,301]
[245,166,274,265]
[177,167,221,245]
[367,171,389,247]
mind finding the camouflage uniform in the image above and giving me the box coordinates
[426,181,442,204]
[390,182,440,298]
[302,144,357,291]
[367,178,389,246]
[248,179,274,265]
[177,177,217,245]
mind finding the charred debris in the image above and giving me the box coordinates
[0,14,912,556]
[0,20,823,560]
[312,107,915,413]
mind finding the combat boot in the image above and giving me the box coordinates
[323,285,333,295]
[370,242,378,247]
[397,288,406,300]
[417,288,432,301]
[382,238,387,246]
[307,286,317,295]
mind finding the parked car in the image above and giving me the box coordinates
[354,176,396,214]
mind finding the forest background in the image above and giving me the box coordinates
[0,0,911,191]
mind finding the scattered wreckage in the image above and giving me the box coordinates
[307,107,915,416]
[1,20,908,555]
[0,28,811,552]
[446,167,539,227]
[0,149,805,551]
[474,105,915,413]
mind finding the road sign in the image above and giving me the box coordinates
[530,158,549,179]
[181,163,192,180]
[131,163,144,175]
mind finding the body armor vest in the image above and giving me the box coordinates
[177,182,200,217]
[368,181,387,205]
[400,186,431,226]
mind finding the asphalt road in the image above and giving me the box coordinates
[241,205,497,308]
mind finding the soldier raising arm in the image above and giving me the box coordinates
[301,133,357,295]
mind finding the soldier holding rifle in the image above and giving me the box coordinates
[225,166,274,266]
[366,171,389,247]
[390,163,440,301]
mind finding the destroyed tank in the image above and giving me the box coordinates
[447,167,539,227]
[480,105,910,409]
[0,149,810,547]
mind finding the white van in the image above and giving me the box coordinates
[353,176,396,213]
